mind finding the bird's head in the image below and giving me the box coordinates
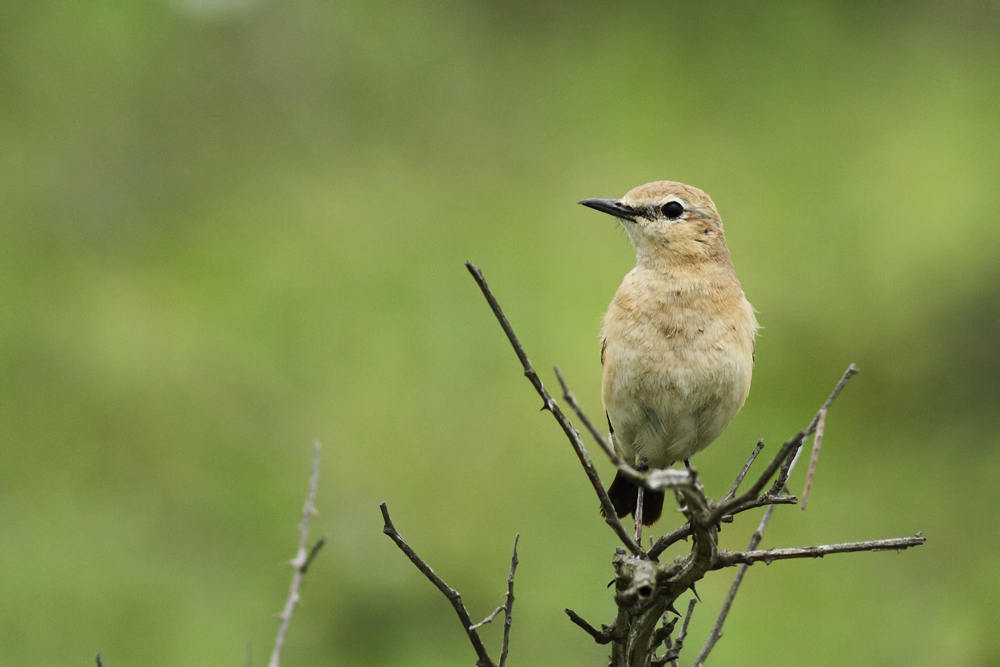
[580,181,729,269]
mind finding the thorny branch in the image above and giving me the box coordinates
[801,408,827,509]
[465,261,643,555]
[381,502,520,667]
[462,262,924,667]
[714,535,925,568]
[269,441,325,667]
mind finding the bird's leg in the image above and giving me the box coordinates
[634,463,649,541]
[634,485,644,543]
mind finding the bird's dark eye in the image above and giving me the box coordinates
[661,201,684,219]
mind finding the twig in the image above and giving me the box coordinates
[555,367,695,496]
[381,502,496,667]
[677,598,696,646]
[302,535,327,575]
[470,606,505,631]
[269,441,323,667]
[565,609,615,644]
[714,534,926,568]
[499,534,519,667]
[694,365,860,666]
[722,440,765,503]
[647,489,790,561]
[709,435,802,524]
[800,409,826,509]
[95,653,103,667]
[653,597,697,667]
[650,615,678,653]
[693,501,776,666]
[808,364,859,434]
[648,523,692,560]
[466,261,643,556]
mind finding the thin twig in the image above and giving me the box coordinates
[800,408,827,509]
[466,261,643,556]
[671,598,697,664]
[693,501,776,667]
[650,615,678,653]
[694,365,861,666]
[808,364,859,434]
[269,441,323,667]
[302,535,327,575]
[654,597,698,667]
[556,366,696,496]
[709,435,802,524]
[553,368,625,469]
[714,534,927,568]
[498,534,519,667]
[95,653,103,667]
[725,494,798,516]
[381,502,496,667]
[470,606,505,631]
[722,440,765,503]
[565,609,615,645]
[648,523,692,560]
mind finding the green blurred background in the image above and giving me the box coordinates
[2,1,999,665]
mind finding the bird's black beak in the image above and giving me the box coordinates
[579,198,637,222]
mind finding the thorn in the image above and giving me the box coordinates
[665,602,680,616]
[607,578,615,588]
[689,583,701,602]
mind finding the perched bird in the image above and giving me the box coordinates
[580,181,758,526]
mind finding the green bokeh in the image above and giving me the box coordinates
[2,2,999,665]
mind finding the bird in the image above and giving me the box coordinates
[579,181,758,526]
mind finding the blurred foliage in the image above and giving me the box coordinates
[1,1,1000,665]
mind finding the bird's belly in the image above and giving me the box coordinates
[603,337,752,468]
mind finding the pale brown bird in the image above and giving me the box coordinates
[580,181,758,525]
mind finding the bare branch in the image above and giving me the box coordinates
[498,534,519,667]
[552,367,625,469]
[555,366,696,496]
[381,502,496,667]
[95,653,103,667]
[653,598,697,667]
[565,609,615,645]
[709,435,802,524]
[809,364,859,433]
[694,364,861,666]
[269,441,323,667]
[770,364,860,497]
[678,598,696,644]
[470,606,504,631]
[466,261,644,556]
[722,439,765,503]
[800,408,827,509]
[302,535,327,575]
[714,534,926,568]
[725,494,798,516]
[693,500,777,667]
[648,523,691,560]
[650,615,678,654]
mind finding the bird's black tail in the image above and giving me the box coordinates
[603,470,664,526]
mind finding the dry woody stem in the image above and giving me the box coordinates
[381,502,519,667]
[458,262,923,667]
[269,441,325,667]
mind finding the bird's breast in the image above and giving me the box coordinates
[600,267,756,466]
